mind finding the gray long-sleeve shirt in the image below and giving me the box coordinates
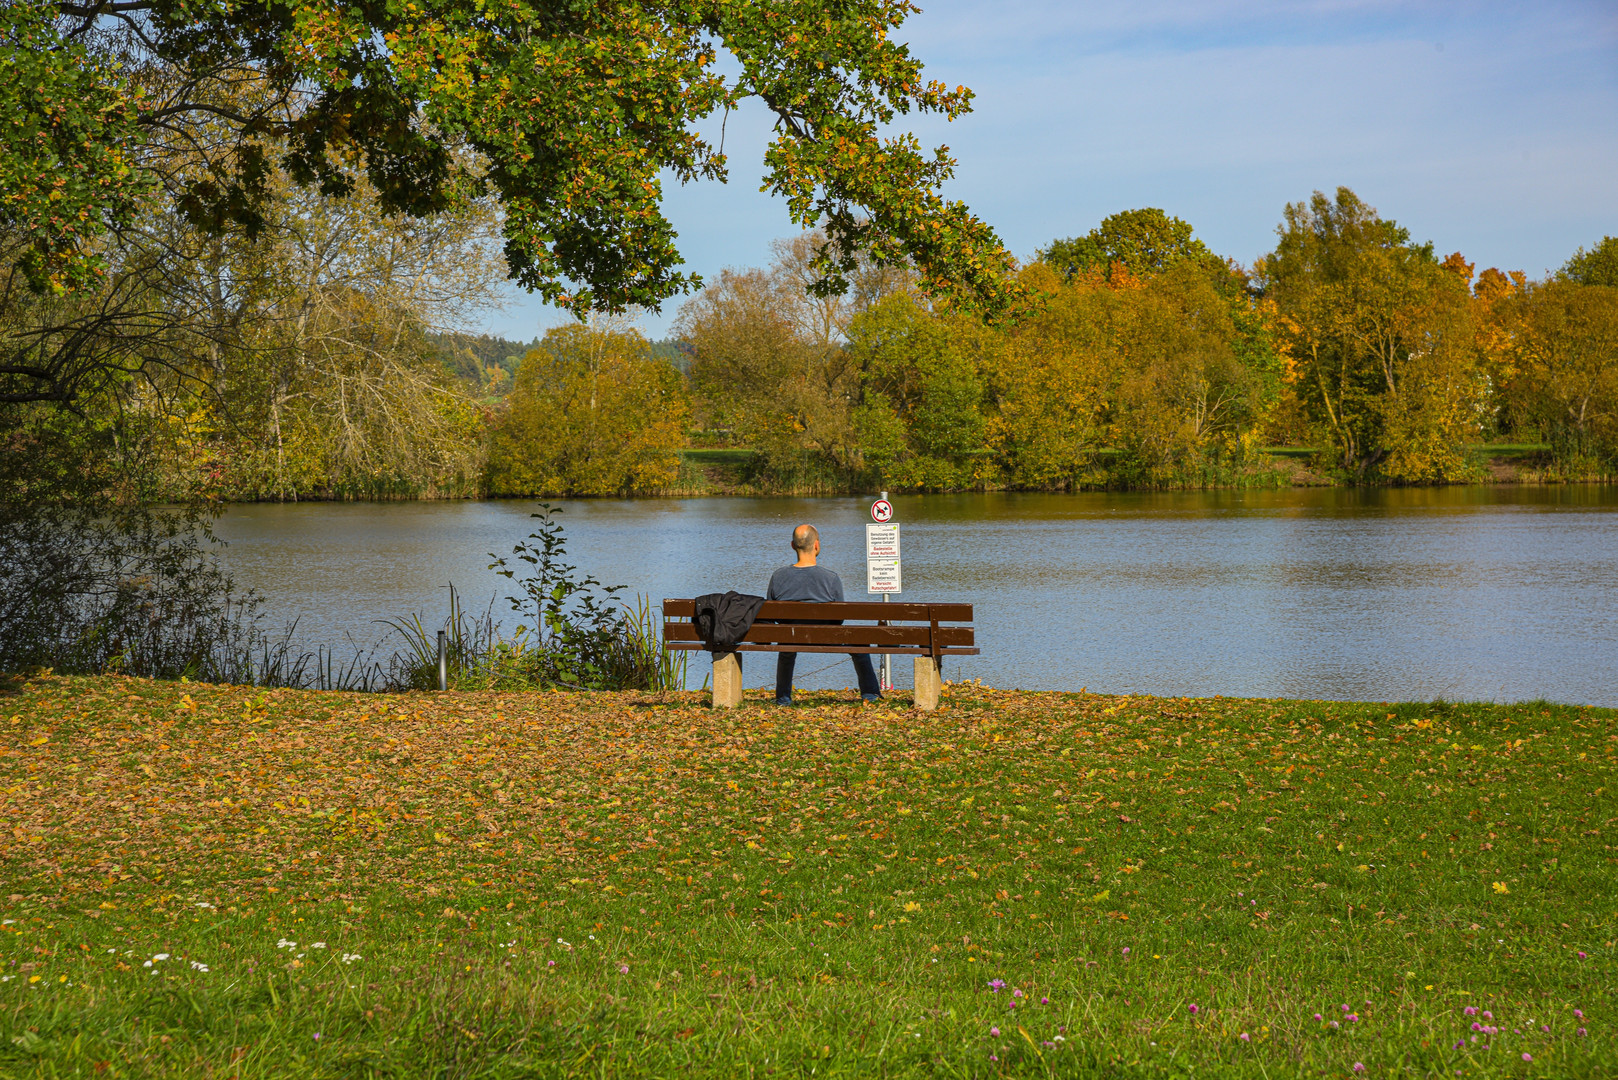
[766,564,844,603]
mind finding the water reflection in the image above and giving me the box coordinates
[210,486,1618,705]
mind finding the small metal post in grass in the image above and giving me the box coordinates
[437,629,448,692]
[880,490,891,693]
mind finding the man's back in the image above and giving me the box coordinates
[767,564,844,603]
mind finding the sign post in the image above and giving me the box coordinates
[867,492,900,691]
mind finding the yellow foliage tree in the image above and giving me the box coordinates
[1500,281,1618,471]
[486,324,687,496]
[978,263,1112,488]
[1260,188,1483,482]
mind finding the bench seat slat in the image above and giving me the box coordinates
[666,642,980,656]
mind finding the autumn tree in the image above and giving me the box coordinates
[1040,209,1220,283]
[214,167,503,498]
[486,324,686,497]
[976,263,1111,488]
[1104,263,1275,481]
[679,266,847,480]
[677,232,911,486]
[1559,237,1618,288]
[846,295,989,489]
[1499,281,1618,471]
[5,0,1017,338]
[1259,187,1482,482]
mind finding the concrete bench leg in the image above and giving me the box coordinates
[711,651,743,709]
[914,655,941,711]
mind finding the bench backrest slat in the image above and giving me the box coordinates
[663,622,975,650]
[661,599,972,623]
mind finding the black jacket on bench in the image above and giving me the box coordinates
[692,591,766,653]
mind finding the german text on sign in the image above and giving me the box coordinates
[867,560,901,594]
[866,523,899,560]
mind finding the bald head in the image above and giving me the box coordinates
[791,524,819,554]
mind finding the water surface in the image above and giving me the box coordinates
[211,487,1618,705]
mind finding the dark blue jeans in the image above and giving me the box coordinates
[776,651,881,703]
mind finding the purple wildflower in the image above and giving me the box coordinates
[1522,1054,1532,1062]
[1482,1011,1493,1020]
[1041,997,1049,1005]
[1578,1028,1587,1037]
[1330,1021,1340,1029]
[1464,1006,1478,1016]
[1189,1004,1200,1015]
[990,1026,1000,1037]
[313,1033,322,1042]
[1578,951,1589,959]
[1239,1032,1250,1042]
[1352,1064,1365,1074]
[618,964,629,975]
[1313,1014,1323,1022]
[989,979,1006,993]
[1574,1009,1584,1019]
[1347,1014,1359,1023]
[1122,947,1130,955]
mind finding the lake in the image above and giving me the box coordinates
[210,487,1618,705]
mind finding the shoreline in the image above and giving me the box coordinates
[204,449,1616,503]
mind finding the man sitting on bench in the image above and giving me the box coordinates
[767,524,883,706]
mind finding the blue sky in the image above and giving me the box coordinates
[479,0,1618,341]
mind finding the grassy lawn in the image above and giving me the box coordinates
[2,675,1614,1078]
[679,448,761,470]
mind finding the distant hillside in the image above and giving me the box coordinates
[426,331,540,394]
[429,331,692,396]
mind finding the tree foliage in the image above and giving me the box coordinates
[1258,187,1484,482]
[677,231,908,485]
[1039,208,1218,283]
[679,219,1284,491]
[0,1,148,298]
[1499,280,1618,470]
[6,0,1018,325]
[847,295,988,489]
[213,168,501,499]
[486,323,687,497]
[1559,237,1618,288]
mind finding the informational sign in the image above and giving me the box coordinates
[866,522,901,594]
[865,523,900,559]
[870,498,894,523]
[867,559,902,593]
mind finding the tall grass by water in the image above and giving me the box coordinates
[2,675,1611,1077]
[1,503,688,696]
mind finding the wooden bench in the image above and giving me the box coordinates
[661,599,978,711]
